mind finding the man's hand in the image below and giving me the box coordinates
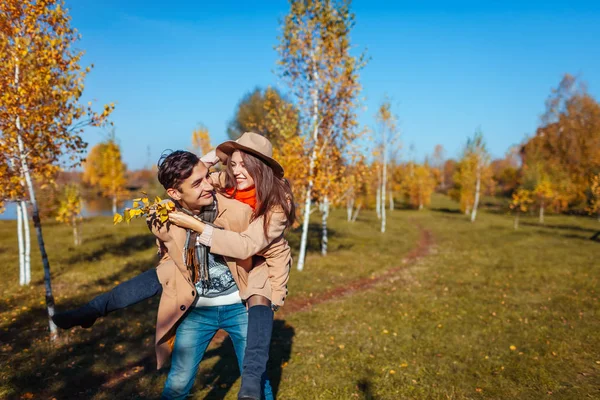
[168,211,206,233]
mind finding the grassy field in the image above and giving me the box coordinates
[0,195,598,399]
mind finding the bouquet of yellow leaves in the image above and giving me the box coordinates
[113,193,175,226]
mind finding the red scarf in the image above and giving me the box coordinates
[226,187,257,211]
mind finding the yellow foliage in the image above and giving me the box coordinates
[114,196,174,226]
[191,126,212,155]
[83,137,127,201]
[55,184,82,226]
[509,188,534,213]
[402,164,437,209]
[587,173,600,216]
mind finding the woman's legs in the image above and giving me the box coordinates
[238,295,274,400]
[222,302,274,400]
[52,269,162,329]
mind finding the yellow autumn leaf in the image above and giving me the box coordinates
[113,213,123,225]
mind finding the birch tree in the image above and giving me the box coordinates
[466,130,492,222]
[510,188,533,230]
[0,155,32,285]
[451,133,494,218]
[375,100,397,233]
[56,183,82,245]
[277,0,365,271]
[0,0,114,338]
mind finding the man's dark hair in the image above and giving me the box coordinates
[157,150,200,190]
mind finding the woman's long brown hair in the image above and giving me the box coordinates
[222,151,296,236]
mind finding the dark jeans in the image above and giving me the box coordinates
[88,269,163,316]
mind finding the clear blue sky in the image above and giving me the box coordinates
[69,0,600,169]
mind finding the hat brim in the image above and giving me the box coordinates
[216,140,285,179]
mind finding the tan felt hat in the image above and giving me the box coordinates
[216,132,284,178]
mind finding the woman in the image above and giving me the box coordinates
[169,132,295,399]
[53,132,295,400]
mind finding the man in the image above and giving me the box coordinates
[151,150,274,399]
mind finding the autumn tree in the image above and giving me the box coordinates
[533,178,554,224]
[491,146,521,196]
[190,124,213,155]
[402,163,437,210]
[83,131,126,214]
[0,152,32,285]
[509,188,533,230]
[375,99,398,233]
[277,0,366,270]
[451,131,494,219]
[227,86,299,145]
[343,155,369,222]
[56,183,82,245]
[431,144,446,189]
[466,130,493,222]
[587,173,600,221]
[521,74,600,211]
[0,0,113,337]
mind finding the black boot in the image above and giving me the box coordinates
[238,305,273,400]
[52,304,99,329]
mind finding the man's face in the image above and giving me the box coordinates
[166,162,214,214]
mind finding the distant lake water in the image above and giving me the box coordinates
[0,199,132,221]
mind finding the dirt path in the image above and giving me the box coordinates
[279,222,433,316]
[101,222,434,389]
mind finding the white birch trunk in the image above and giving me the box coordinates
[376,186,381,219]
[389,190,394,210]
[514,211,520,230]
[346,196,354,222]
[381,125,387,233]
[321,196,329,256]
[539,200,545,224]
[112,195,117,215]
[297,56,321,271]
[17,201,25,286]
[352,203,362,222]
[15,56,57,338]
[470,161,481,223]
[23,201,31,284]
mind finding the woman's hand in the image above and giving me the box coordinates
[168,211,206,233]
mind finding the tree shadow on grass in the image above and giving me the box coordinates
[66,234,157,264]
[521,221,598,234]
[197,319,295,400]
[287,223,343,253]
[430,207,461,214]
[1,297,163,399]
[531,228,597,242]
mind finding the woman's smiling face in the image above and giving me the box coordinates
[230,151,255,190]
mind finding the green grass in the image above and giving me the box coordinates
[0,197,598,399]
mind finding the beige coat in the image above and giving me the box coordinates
[150,193,289,369]
[208,171,291,306]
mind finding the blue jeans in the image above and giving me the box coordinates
[88,269,162,316]
[161,302,274,400]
